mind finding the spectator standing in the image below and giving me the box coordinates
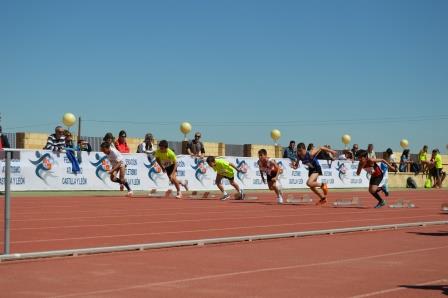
[63,130,91,152]
[44,126,66,151]
[418,145,429,174]
[0,125,11,149]
[384,148,398,171]
[283,140,297,162]
[399,149,411,172]
[103,132,116,149]
[63,130,80,173]
[307,143,315,151]
[115,130,130,153]
[351,144,359,160]
[187,132,205,158]
[137,133,156,162]
[77,139,92,152]
[367,144,376,159]
[338,149,353,161]
[64,130,75,149]
[429,149,445,188]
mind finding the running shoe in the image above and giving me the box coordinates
[277,196,284,204]
[183,180,189,191]
[237,189,245,200]
[126,191,134,197]
[316,198,327,206]
[221,193,231,201]
[374,200,386,208]
[175,193,182,199]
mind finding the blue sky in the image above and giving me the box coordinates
[1,0,447,152]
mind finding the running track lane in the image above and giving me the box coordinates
[0,226,446,297]
[0,190,447,253]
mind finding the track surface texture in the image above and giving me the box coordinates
[1,189,447,297]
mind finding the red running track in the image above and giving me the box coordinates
[0,225,447,297]
[0,189,447,253]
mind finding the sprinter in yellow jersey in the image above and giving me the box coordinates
[206,156,244,201]
[430,149,446,188]
[154,140,188,199]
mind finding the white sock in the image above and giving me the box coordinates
[223,191,228,196]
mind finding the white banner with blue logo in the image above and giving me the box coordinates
[0,150,386,191]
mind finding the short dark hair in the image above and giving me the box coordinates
[386,148,393,155]
[100,142,111,149]
[119,130,127,137]
[55,126,64,133]
[258,149,267,156]
[159,140,168,148]
[297,143,306,150]
[289,140,295,145]
[307,143,314,151]
[103,132,114,142]
[206,156,215,164]
[357,149,368,158]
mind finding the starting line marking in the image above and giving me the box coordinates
[148,189,172,198]
[1,220,447,262]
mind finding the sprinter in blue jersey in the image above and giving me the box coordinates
[291,143,337,205]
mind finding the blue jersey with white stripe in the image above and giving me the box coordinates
[298,151,321,171]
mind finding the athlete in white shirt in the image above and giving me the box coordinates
[101,142,133,196]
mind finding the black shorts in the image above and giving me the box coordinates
[370,173,384,186]
[165,165,175,177]
[216,174,234,182]
[308,168,323,177]
[266,174,275,182]
[432,168,442,179]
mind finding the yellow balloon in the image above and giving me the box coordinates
[270,129,281,141]
[400,139,409,149]
[341,134,351,145]
[62,113,76,127]
[180,122,192,135]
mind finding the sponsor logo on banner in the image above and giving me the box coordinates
[191,158,208,184]
[236,158,249,183]
[13,151,379,191]
[144,159,164,185]
[29,151,57,184]
[276,160,286,187]
[90,153,111,182]
[336,161,349,183]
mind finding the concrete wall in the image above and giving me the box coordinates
[16,132,153,153]
[243,144,282,158]
[16,133,50,150]
[387,172,447,188]
[203,142,225,156]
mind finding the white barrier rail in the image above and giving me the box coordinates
[1,220,446,262]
